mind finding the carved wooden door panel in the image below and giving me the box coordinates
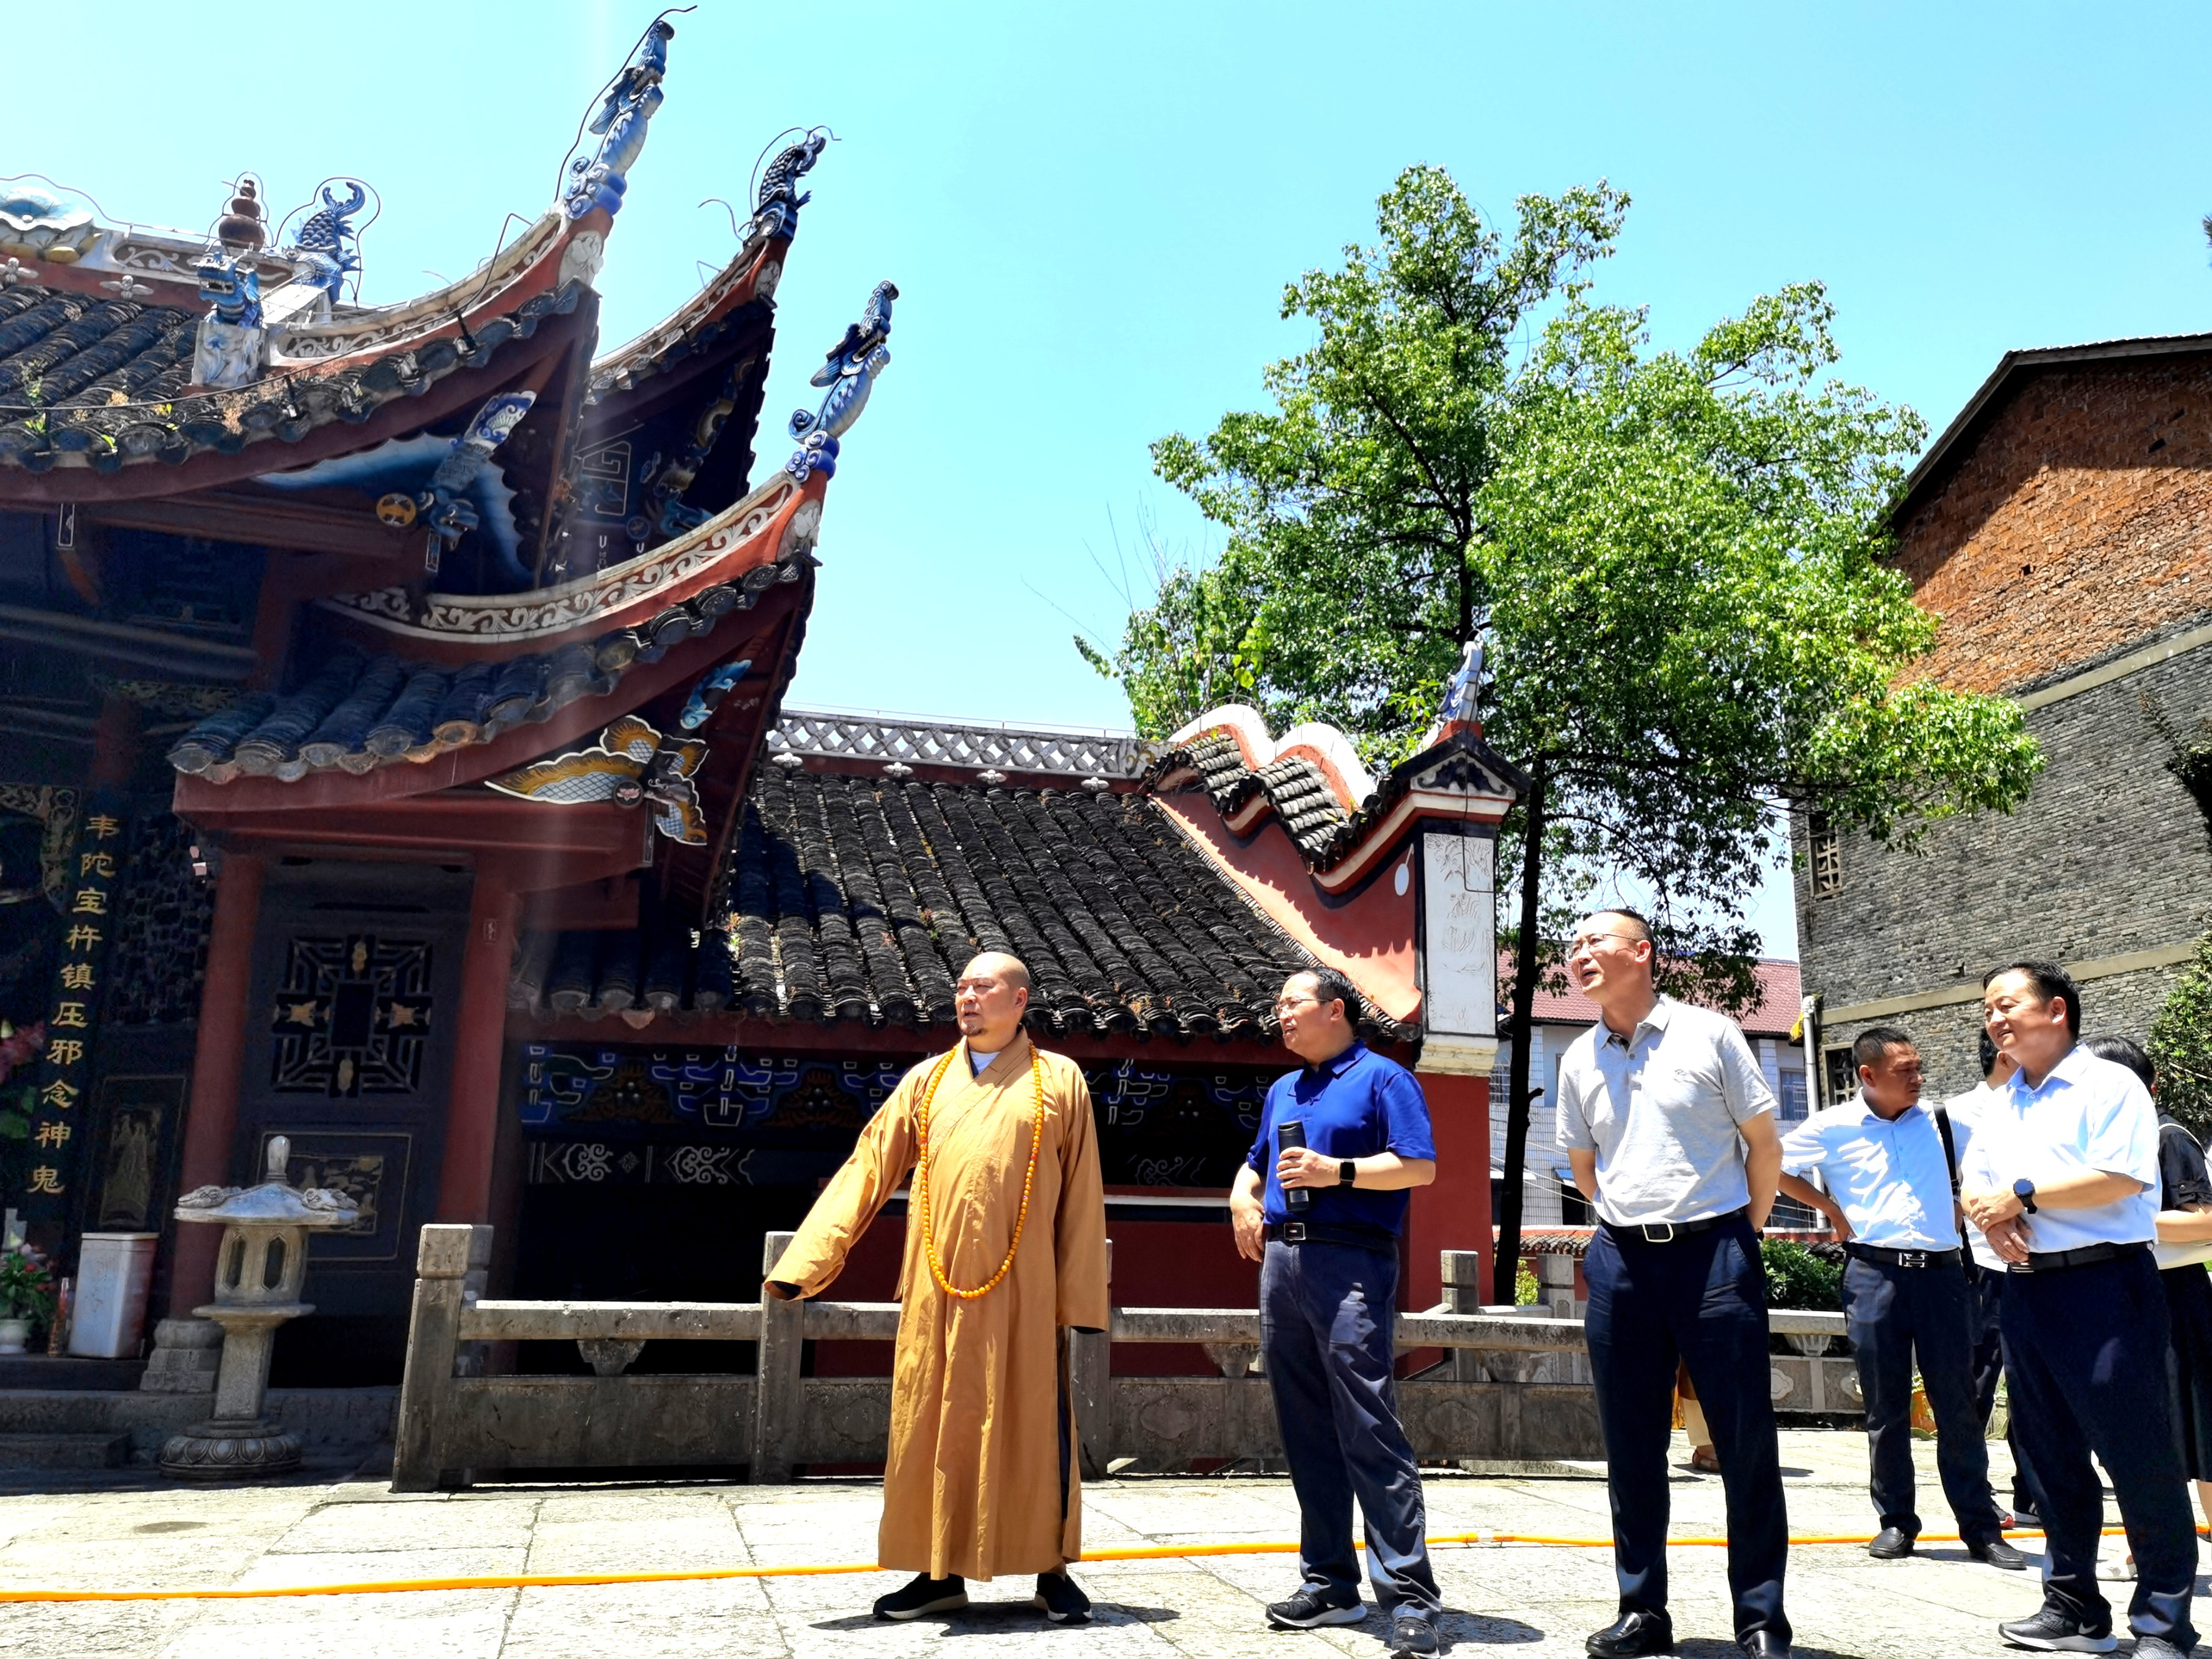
[232,861,470,1373]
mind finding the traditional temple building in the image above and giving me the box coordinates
[0,21,1520,1396]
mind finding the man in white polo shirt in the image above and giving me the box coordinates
[1556,908,1791,1659]
[1778,1025,2023,1568]
[1960,961,2195,1658]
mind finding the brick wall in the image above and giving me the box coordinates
[1799,348,2212,1099]
[1895,354,2212,697]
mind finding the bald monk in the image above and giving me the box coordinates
[766,951,1109,1622]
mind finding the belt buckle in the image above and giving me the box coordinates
[1638,1222,1676,1244]
[1897,1250,1929,1269]
[1282,1221,1307,1244]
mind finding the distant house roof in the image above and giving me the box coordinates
[1890,331,2212,528]
[1515,956,1803,1041]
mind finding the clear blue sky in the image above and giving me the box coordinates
[17,1,2212,956]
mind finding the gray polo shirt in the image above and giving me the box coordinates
[1555,996,1777,1226]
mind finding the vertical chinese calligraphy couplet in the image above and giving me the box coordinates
[20,795,125,1242]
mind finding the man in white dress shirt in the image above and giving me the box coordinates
[1960,961,2195,1658]
[1778,1025,2023,1567]
[1555,909,1792,1659]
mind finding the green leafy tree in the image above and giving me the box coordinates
[1083,166,2043,1297]
[2150,933,2212,1139]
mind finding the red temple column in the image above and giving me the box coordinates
[434,867,518,1224]
[166,849,266,1315]
[1407,1069,1493,1313]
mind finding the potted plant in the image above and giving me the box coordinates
[0,1244,57,1353]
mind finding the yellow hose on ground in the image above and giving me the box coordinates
[0,1525,2142,1604]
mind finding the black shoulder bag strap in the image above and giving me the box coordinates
[1933,1105,1961,1198]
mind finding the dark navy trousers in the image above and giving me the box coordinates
[1968,1264,2042,1512]
[1259,1239,1441,1615]
[2002,1251,2197,1648]
[1840,1255,2005,1541]
[1584,1216,1790,1643]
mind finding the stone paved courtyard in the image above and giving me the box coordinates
[0,1429,2174,1659]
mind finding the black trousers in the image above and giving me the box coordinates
[1584,1216,1789,1642]
[2003,1250,2197,1647]
[1840,1255,2004,1540]
[1968,1264,2041,1512]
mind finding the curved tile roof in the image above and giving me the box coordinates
[511,769,1411,1042]
[0,278,582,475]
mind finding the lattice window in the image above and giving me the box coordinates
[1807,812,1842,899]
[269,934,434,1096]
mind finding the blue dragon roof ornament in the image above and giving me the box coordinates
[786,280,897,484]
[752,133,828,240]
[565,18,676,221]
[288,180,367,301]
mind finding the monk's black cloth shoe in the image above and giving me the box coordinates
[1032,1570,1091,1624]
[873,1573,967,1619]
[1585,1609,1674,1657]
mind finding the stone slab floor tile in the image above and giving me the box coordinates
[154,1608,515,1659]
[268,1495,540,1554]
[0,1538,264,1589]
[501,1578,786,1657]
[525,1516,748,1573]
[228,1545,528,1593]
[0,1601,192,1659]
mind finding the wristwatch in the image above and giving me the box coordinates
[1338,1160,1358,1187]
[2013,1177,2038,1215]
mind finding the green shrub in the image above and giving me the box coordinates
[1761,1238,1842,1310]
[1515,1259,1540,1306]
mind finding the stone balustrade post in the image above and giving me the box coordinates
[391,1224,475,1493]
[751,1230,802,1483]
[1440,1248,1484,1381]
[1070,1239,1112,1477]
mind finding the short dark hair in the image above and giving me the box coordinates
[1590,907,1653,944]
[2082,1034,2156,1092]
[1287,966,1360,1022]
[1853,1025,1917,1073]
[1978,1028,1999,1077]
[1982,960,2082,1037]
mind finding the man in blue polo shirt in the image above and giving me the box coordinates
[1960,961,2195,1659]
[1230,966,1441,1657]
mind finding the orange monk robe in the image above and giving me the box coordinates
[768,1032,1109,1581]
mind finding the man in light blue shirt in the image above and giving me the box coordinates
[1778,1026,2019,1568]
[1958,962,2194,1659]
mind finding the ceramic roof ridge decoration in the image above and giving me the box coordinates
[316,470,818,644]
[564,18,676,222]
[786,279,896,483]
[486,712,708,845]
[164,506,816,785]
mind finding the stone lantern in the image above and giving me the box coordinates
[159,1137,359,1479]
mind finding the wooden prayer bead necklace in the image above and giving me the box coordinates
[913,1042,1047,1300]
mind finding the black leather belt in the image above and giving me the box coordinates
[1265,1220,1399,1252]
[1600,1207,1747,1245]
[1845,1242,1961,1269]
[2018,1240,2150,1273]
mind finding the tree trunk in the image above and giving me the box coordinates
[1492,753,1549,1305]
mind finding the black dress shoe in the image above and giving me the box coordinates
[1868,1525,1917,1559]
[1587,1609,1675,1658]
[872,1573,967,1619]
[1739,1633,1792,1659]
[1969,1537,2030,1571]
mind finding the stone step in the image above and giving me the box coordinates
[0,1433,131,1469]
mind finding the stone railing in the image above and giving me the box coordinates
[391,1228,1849,1491]
[768,709,1155,777]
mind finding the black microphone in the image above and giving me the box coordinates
[1277,1118,1312,1213]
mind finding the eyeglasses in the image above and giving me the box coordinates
[1272,995,1319,1016]
[1568,930,1643,954]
